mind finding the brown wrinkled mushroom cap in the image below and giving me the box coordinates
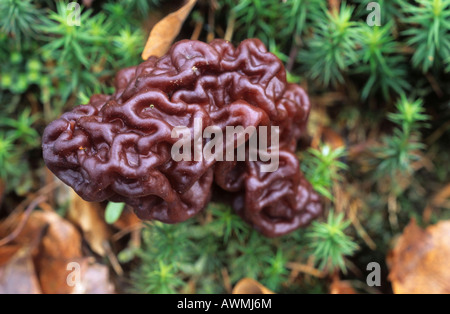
[42,39,322,237]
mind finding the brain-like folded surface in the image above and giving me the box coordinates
[42,38,321,237]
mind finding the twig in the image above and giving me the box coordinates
[348,199,377,251]
[425,73,443,97]
[191,19,203,41]
[224,10,235,42]
[426,120,450,146]
[0,195,47,247]
[111,223,144,242]
[328,0,340,12]
[286,38,301,73]
[221,267,232,293]
[286,262,326,278]
[207,0,216,42]
[103,241,124,276]
[423,183,450,223]
[1,180,61,230]
[388,193,399,231]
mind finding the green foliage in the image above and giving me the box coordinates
[0,107,40,195]
[301,145,348,200]
[306,211,358,273]
[262,250,290,290]
[209,203,247,243]
[219,0,450,98]
[401,0,450,72]
[112,27,145,68]
[0,0,41,46]
[221,0,321,51]
[0,133,15,179]
[0,108,40,147]
[122,0,160,18]
[373,96,430,179]
[355,23,410,100]
[132,260,185,294]
[131,204,307,293]
[38,2,112,101]
[0,43,46,95]
[300,4,359,86]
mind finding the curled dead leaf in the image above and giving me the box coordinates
[141,0,198,60]
[232,278,274,294]
[68,258,116,294]
[113,208,141,231]
[330,278,357,294]
[0,248,42,294]
[423,183,450,223]
[30,211,83,294]
[388,219,450,294]
[0,245,21,267]
[67,192,124,276]
[67,191,111,257]
[321,127,345,150]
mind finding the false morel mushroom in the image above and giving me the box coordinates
[42,39,322,237]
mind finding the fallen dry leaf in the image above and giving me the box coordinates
[1,209,85,294]
[113,207,141,231]
[79,261,115,294]
[0,245,21,267]
[67,191,111,257]
[232,278,274,294]
[0,247,42,294]
[30,211,83,294]
[330,278,357,294]
[423,183,450,223]
[0,195,47,247]
[67,193,124,276]
[321,127,345,150]
[141,0,198,60]
[388,219,450,294]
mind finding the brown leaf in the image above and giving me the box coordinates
[67,191,111,256]
[79,261,115,294]
[430,183,450,208]
[141,0,198,60]
[423,183,450,223]
[232,278,274,294]
[82,0,94,7]
[30,211,83,294]
[0,248,42,294]
[0,245,21,267]
[328,0,341,12]
[321,127,345,150]
[113,208,141,231]
[37,211,82,259]
[330,278,357,294]
[37,257,82,294]
[388,219,450,294]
